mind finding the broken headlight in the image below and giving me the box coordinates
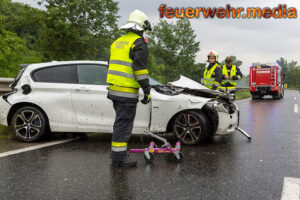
[206,100,237,114]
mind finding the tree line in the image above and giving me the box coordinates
[0,0,238,84]
[276,58,300,88]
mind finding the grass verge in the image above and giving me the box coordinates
[235,89,251,100]
[0,124,12,139]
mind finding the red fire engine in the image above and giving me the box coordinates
[249,63,284,99]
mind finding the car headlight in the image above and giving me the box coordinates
[206,100,219,108]
[215,103,229,113]
[206,100,232,114]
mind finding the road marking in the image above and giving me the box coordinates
[0,138,77,158]
[295,97,297,100]
[281,177,300,200]
[294,104,299,113]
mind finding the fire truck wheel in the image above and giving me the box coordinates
[281,90,284,98]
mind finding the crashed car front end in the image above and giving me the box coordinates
[205,99,239,135]
[152,75,239,136]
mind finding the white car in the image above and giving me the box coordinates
[0,61,239,145]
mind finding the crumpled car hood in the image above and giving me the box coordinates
[167,75,229,99]
[168,75,208,90]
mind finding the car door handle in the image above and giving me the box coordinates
[75,87,90,92]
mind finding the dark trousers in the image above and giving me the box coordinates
[110,100,137,161]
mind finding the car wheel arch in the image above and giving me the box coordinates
[7,102,50,129]
[166,108,214,134]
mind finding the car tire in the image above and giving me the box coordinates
[11,106,48,142]
[173,111,211,145]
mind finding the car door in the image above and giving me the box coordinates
[31,65,78,131]
[71,64,113,132]
[71,64,151,133]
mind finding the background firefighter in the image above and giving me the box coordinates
[203,51,222,90]
[106,10,152,167]
[220,56,243,96]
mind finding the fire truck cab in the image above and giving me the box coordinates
[249,63,284,99]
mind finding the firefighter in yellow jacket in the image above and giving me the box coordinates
[203,51,222,90]
[220,57,243,95]
[106,10,152,167]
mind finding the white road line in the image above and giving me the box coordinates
[295,97,297,100]
[281,177,300,200]
[0,138,77,158]
[294,104,299,113]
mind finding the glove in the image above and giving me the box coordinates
[212,83,219,90]
[141,93,151,104]
[232,75,238,80]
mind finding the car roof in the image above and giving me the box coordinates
[25,60,108,70]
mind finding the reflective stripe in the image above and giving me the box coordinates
[107,32,142,89]
[110,60,133,67]
[136,74,148,81]
[109,90,138,98]
[108,70,135,79]
[203,63,220,89]
[109,85,138,93]
[203,78,215,81]
[221,65,238,86]
[134,69,149,76]
[112,142,127,147]
[112,146,127,152]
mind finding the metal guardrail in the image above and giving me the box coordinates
[0,78,13,96]
[236,87,249,91]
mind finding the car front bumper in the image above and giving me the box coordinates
[215,110,239,135]
[206,101,239,135]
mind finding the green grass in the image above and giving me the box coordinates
[0,124,12,139]
[235,89,251,100]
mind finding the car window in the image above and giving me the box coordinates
[32,65,77,84]
[77,64,107,85]
[149,77,163,86]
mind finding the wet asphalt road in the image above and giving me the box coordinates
[0,90,299,200]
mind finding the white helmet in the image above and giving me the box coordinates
[207,50,218,61]
[121,10,152,31]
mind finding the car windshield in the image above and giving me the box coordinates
[149,77,163,86]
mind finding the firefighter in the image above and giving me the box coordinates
[203,51,222,90]
[220,56,243,95]
[106,10,152,167]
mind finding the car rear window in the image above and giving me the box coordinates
[77,64,107,85]
[32,65,77,84]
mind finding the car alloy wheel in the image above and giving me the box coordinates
[173,111,210,145]
[12,106,47,142]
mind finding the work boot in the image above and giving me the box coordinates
[111,155,137,168]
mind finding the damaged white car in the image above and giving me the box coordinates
[0,61,243,145]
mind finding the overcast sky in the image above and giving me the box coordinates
[12,0,300,75]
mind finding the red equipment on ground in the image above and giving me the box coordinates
[249,63,284,99]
